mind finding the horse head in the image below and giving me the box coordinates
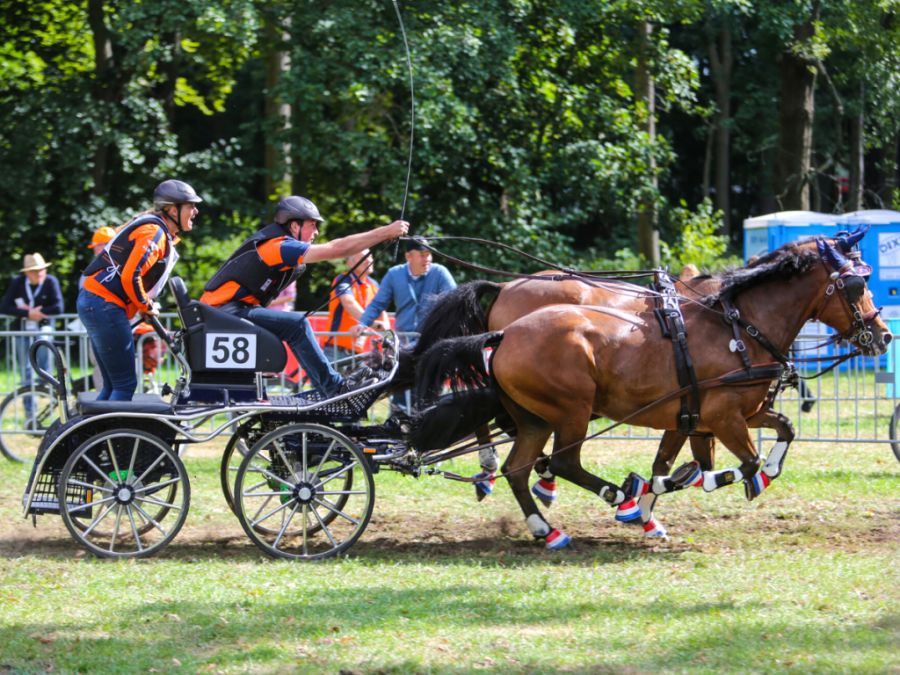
[813,236,891,356]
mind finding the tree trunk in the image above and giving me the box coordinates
[774,2,820,211]
[708,26,732,235]
[701,122,713,201]
[884,129,899,210]
[635,21,659,266]
[87,0,112,196]
[847,82,865,212]
[264,10,292,210]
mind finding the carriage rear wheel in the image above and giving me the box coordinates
[58,430,191,559]
[234,423,374,560]
[890,404,900,463]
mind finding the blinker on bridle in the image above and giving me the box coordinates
[813,236,879,350]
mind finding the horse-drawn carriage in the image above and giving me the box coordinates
[21,277,425,560]
[18,227,892,559]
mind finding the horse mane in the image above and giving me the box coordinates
[699,242,820,307]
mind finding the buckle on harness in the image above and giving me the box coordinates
[729,339,746,353]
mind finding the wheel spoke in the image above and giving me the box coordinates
[250,495,274,523]
[135,494,183,512]
[81,455,117,489]
[127,506,144,553]
[309,504,337,547]
[67,495,116,514]
[81,502,117,536]
[250,496,297,528]
[141,476,181,494]
[131,502,169,537]
[67,479,113,494]
[313,498,360,525]
[133,451,167,487]
[301,432,308,481]
[107,439,122,478]
[310,440,336,484]
[274,440,299,484]
[127,437,139,479]
[273,502,299,549]
[301,504,308,557]
[109,504,123,552]
[247,461,295,490]
[318,490,366,496]
[316,461,356,488]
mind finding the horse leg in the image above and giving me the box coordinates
[473,423,498,501]
[498,396,569,550]
[742,407,795,501]
[696,416,762,495]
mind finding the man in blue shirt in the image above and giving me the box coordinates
[350,236,456,408]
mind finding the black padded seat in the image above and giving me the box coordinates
[76,392,173,415]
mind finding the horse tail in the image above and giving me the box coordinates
[415,331,504,404]
[412,280,503,357]
[408,387,506,452]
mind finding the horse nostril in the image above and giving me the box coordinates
[884,333,893,346]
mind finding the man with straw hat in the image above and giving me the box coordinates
[0,253,64,418]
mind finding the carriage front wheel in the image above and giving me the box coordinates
[58,430,191,559]
[234,423,374,561]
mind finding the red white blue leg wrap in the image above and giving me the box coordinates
[545,528,571,550]
[532,478,558,503]
[642,517,668,538]
[473,471,496,497]
[615,498,642,522]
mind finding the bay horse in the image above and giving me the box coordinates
[401,266,722,525]
[413,234,890,548]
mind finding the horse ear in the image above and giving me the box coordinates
[837,223,871,253]
[817,237,848,271]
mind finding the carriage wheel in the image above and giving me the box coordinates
[234,423,374,560]
[58,430,190,559]
[221,423,353,537]
[890,404,900,463]
[0,384,58,463]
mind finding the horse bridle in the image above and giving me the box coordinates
[811,244,880,351]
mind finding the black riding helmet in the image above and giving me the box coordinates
[153,179,202,233]
[275,196,324,229]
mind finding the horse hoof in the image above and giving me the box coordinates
[744,472,770,502]
[642,517,669,539]
[615,498,642,523]
[474,471,496,499]
[671,460,703,489]
[531,478,558,505]
[545,529,571,550]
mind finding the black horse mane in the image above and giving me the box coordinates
[699,242,820,307]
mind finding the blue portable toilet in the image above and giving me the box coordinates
[743,209,900,369]
[743,209,900,320]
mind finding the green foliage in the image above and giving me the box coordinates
[666,198,742,272]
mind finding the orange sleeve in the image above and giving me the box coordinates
[121,224,166,311]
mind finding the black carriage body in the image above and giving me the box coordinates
[25,415,179,517]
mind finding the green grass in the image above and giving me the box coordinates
[1,434,899,675]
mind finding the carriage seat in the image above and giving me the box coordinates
[168,277,288,389]
[76,392,173,415]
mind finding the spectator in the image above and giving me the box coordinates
[679,263,699,282]
[350,236,457,410]
[268,281,296,312]
[0,253,64,419]
[323,249,390,368]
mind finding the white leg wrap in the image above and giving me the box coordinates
[526,514,551,538]
[651,476,669,495]
[479,446,500,473]
[599,486,626,505]
[761,440,789,479]
[702,468,744,492]
[638,493,658,524]
[536,467,554,480]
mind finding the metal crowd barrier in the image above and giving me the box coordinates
[0,313,417,459]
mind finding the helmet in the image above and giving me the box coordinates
[88,226,116,248]
[153,179,203,206]
[274,196,324,225]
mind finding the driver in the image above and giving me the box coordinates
[200,196,408,397]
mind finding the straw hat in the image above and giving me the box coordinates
[20,253,52,272]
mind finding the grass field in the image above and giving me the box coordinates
[1,432,898,675]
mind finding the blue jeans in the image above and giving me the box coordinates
[234,306,342,397]
[15,332,52,416]
[77,289,138,401]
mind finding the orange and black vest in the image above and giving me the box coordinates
[203,223,306,307]
[325,274,379,352]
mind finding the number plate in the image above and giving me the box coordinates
[205,333,258,369]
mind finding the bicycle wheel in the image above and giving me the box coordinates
[0,384,58,463]
[234,423,374,560]
[58,429,190,559]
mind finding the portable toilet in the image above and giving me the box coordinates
[743,209,900,319]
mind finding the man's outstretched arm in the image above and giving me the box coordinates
[304,221,408,263]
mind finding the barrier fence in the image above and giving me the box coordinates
[2,315,900,463]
